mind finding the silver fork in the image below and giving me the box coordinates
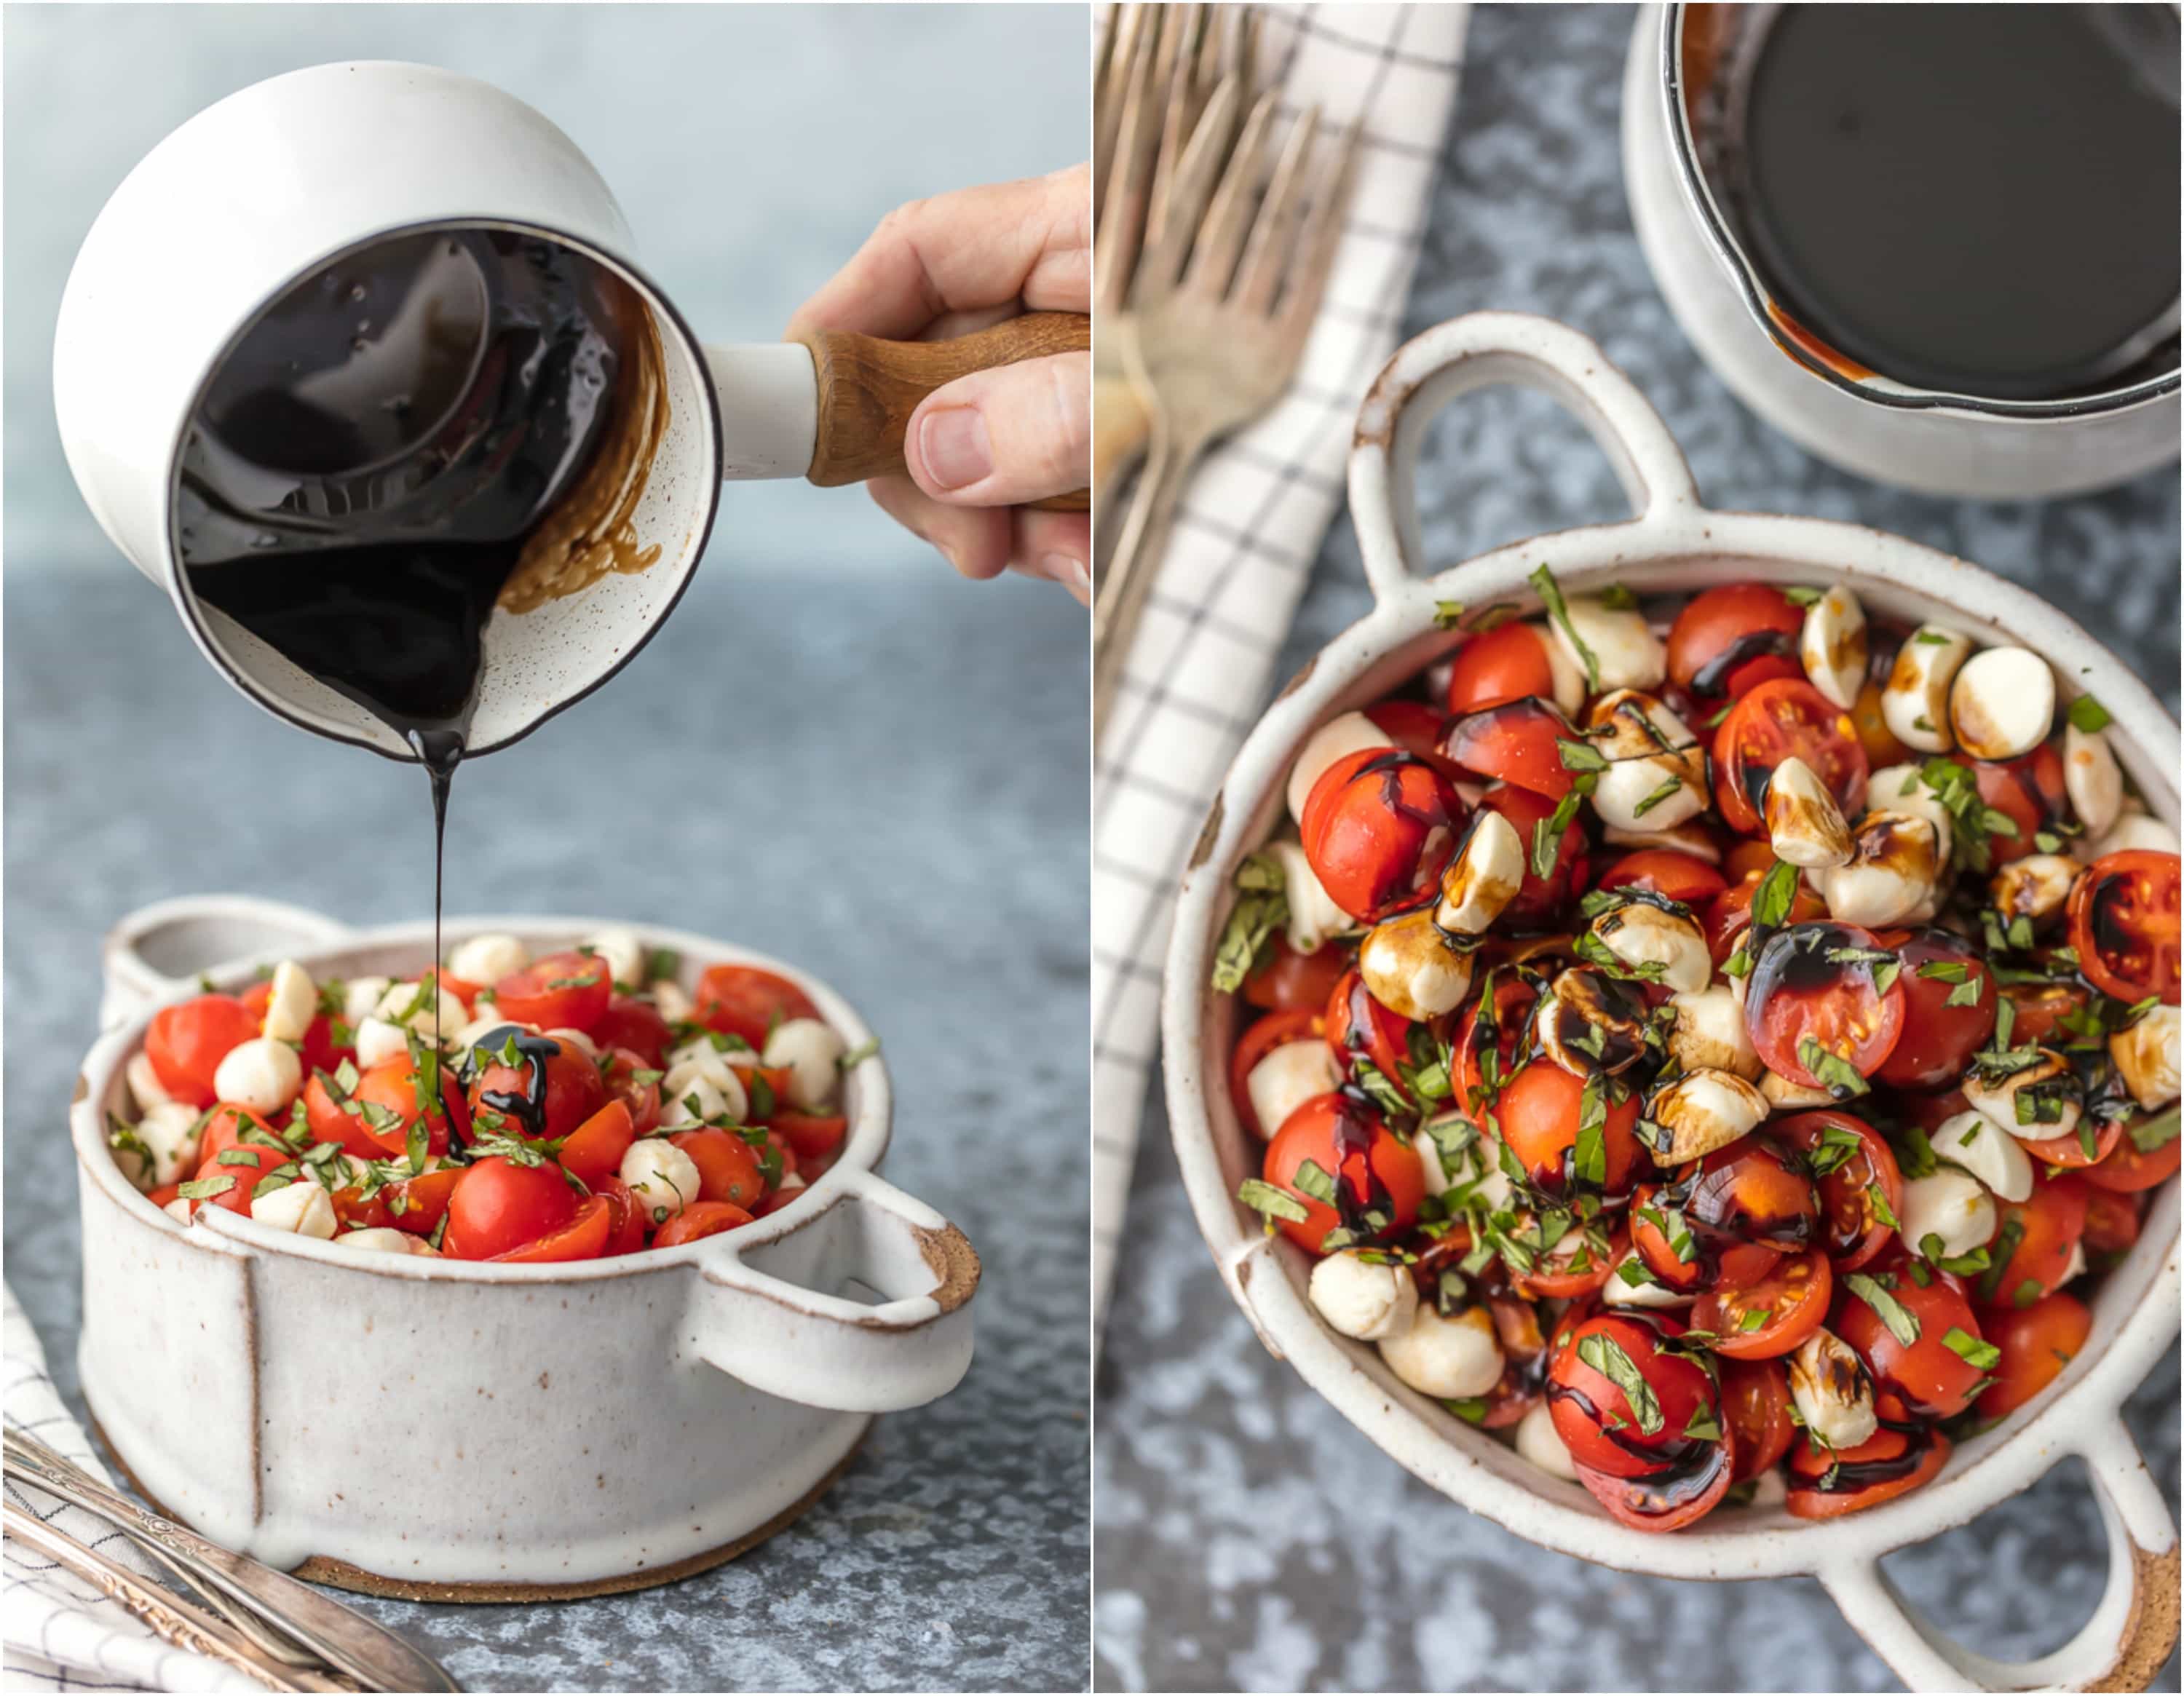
[1092,99,1361,730]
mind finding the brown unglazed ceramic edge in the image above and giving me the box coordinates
[2089,1540,2182,1693]
[89,1402,865,1604]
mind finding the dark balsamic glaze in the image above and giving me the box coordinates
[1325,1089,1404,1243]
[175,231,632,975]
[1690,628,1792,697]
[1809,1416,1936,1494]
[2087,871,2139,959]
[472,1026,566,1139]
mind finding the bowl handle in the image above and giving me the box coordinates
[1348,311,1702,607]
[688,1166,980,1414]
[101,895,357,1026]
[1819,1416,2180,1691]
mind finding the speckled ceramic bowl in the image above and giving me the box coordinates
[73,896,979,1601]
[1164,313,2181,1690]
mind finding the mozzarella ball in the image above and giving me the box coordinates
[339,975,392,1026]
[1591,753,1709,833]
[1963,1049,2082,1144]
[2059,1240,2089,1288]
[1899,1168,1998,1263]
[1286,712,1394,823]
[1246,1040,1343,1141]
[1586,689,1698,761]
[451,1015,529,1060]
[126,1050,173,1114]
[163,1197,196,1226]
[1358,911,1474,1023]
[1948,647,2054,762]
[543,1026,601,1065]
[1548,597,1666,692]
[1668,984,1762,1079]
[664,1054,750,1120]
[2063,723,2124,839]
[1307,1250,1419,1342]
[1765,757,1853,869]
[764,1017,847,1112]
[1788,1328,1878,1451]
[620,1138,702,1221]
[353,1017,410,1069]
[1602,822,1722,863]
[375,978,469,1040]
[250,1178,337,1240]
[649,978,696,1023]
[660,1070,737,1128]
[2080,812,2182,862]
[334,1227,434,1256]
[135,1101,205,1188]
[1436,809,1524,936]
[1515,1400,1580,1481]
[1588,900,1712,994]
[1377,1303,1506,1400]
[2110,1004,2181,1111]
[260,961,318,1045]
[1602,1254,1696,1309]
[1534,969,1650,1079]
[1864,765,1958,845]
[1880,625,1973,753]
[1799,584,1867,710]
[579,927,646,989]
[1813,812,1944,928]
[1531,619,1589,717]
[212,1037,301,1116]
[1270,840,1354,954]
[446,933,529,987]
[1647,1069,1769,1164]
[1760,1069,1837,1112]
[1932,1109,2034,1203]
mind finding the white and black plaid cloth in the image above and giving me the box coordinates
[4,1286,261,1692]
[1092,4,1469,1328]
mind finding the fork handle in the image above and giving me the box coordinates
[795,312,1090,512]
[1092,428,1198,733]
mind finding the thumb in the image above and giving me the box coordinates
[903,351,1090,507]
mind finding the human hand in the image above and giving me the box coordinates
[787,165,1091,605]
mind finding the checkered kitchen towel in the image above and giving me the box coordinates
[1093,3,1468,1328]
[4,1286,261,1693]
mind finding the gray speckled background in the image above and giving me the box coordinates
[1095,5,2180,1692]
[4,6,1088,1690]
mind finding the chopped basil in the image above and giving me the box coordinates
[1528,563,1598,692]
[1845,1272,1920,1344]
[1942,1328,2001,1370]
[1781,586,1824,607]
[1797,1039,1870,1100]
[1433,600,1467,630]
[1577,1332,1663,1435]
[2066,694,2113,734]
[1237,1178,1310,1228]
[1750,857,1802,930]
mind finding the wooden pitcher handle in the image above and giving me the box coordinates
[793,312,1090,512]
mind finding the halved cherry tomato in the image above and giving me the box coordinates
[345,1053,465,1160]
[1712,678,1869,836]
[328,1184,395,1232]
[1494,1060,1643,1197]
[1259,1093,1425,1254]
[1786,1419,1950,1519]
[468,1039,606,1144]
[1510,1221,1626,1301]
[491,951,613,1033]
[1594,849,1727,908]
[145,995,261,1108]
[653,1200,756,1248]
[590,995,674,1069]
[1230,1010,1326,1138]
[2068,850,2180,1006]
[601,1047,662,1136]
[1546,1311,1720,1481]
[1770,1111,1903,1272]
[1722,838,1775,884]
[1720,1358,1797,1482]
[1849,678,1909,769]
[1979,1177,2089,1309]
[1836,1255,1987,1417]
[1364,699,1468,787]
[491,1193,612,1263]
[1667,583,1803,698]
[1478,785,1586,926]
[731,1062,799,1122]
[302,1071,395,1161]
[1442,698,1578,801]
[2081,1186,2144,1256]
[384,1166,461,1235]
[597,1175,648,1256]
[559,1100,636,1185]
[770,1112,847,1161]
[669,1128,766,1208]
[2084,1122,2182,1193]
[1301,748,1467,922]
[440,1156,579,1260]
[191,1106,285,1215]
[2017,1115,2124,1170]
[2001,980,2091,1047]
[694,965,820,1048]
[1631,1137,1818,1293]
[1243,938,1349,1013]
[1693,1248,1832,1359]
[240,980,346,1075]
[1447,622,1560,714]
[1573,1449,1735,1533]
[1974,746,2067,868]
[1325,969,1419,1107]
[1447,972,1538,1117]
[1476,1296,1549,1429]
[1976,1291,2092,1420]
[1873,930,1996,1089]
[1702,873,1827,965]
[1745,922,1905,1089]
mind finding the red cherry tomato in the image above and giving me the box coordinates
[694,965,820,1048]
[1873,929,1997,1088]
[653,1200,757,1248]
[2017,1114,2124,1170]
[190,1106,284,1215]
[1979,1177,2089,1309]
[597,1176,649,1256]
[770,1112,847,1161]
[1745,922,1906,1090]
[1324,969,1419,1106]
[1712,678,1869,837]
[1835,1255,1988,1417]
[1301,748,1466,922]
[491,1193,613,1263]
[145,995,260,1109]
[1692,1248,1833,1360]
[590,995,674,1069]
[1720,1358,1797,1482]
[1509,1220,1626,1301]
[1447,622,1561,714]
[1546,1311,1720,1481]
[1667,584,1803,698]
[1769,1111,1904,1272]
[440,1157,580,1260]
[558,1100,636,1185]
[2068,850,2180,1006]
[2001,980,2092,1047]
[384,1166,460,1236]
[1572,1449,1736,1533]
[468,1039,607,1144]
[1974,746,2068,867]
[601,1047,662,1136]
[1786,1418,1951,1519]
[1493,1061,1643,1197]
[1229,1010,1325,1138]
[1363,699,1468,786]
[1702,873,1827,965]
[1976,1291,2093,1420]
[491,951,613,1033]
[1259,1093,1425,1254]
[302,1071,395,1161]
[1442,699,1578,801]
[1478,785,1586,926]
[2084,1122,2183,1193]
[1447,972,1538,1117]
[1594,849,1727,907]
[2081,1186,2143,1256]
[1631,1137,1819,1293]
[338,1054,464,1160]
[1243,938,1350,1013]
[668,1129,767,1208]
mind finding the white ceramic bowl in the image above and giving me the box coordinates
[73,896,978,1601]
[1163,312,2182,1690]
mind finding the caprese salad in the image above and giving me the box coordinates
[107,930,872,1262]
[1221,569,2179,1530]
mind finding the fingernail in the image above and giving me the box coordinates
[918,407,993,491]
[1040,552,1092,606]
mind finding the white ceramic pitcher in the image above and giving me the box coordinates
[55,60,1083,761]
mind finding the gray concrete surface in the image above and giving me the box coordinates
[5,6,1089,1689]
[1093,5,2181,1692]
